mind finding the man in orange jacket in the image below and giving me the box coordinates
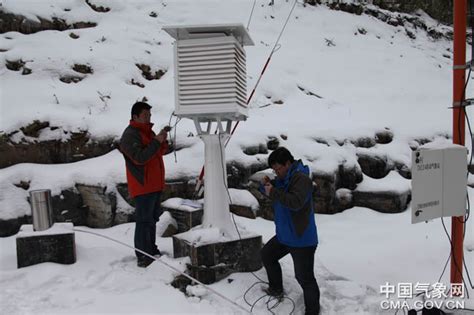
[119,101,168,267]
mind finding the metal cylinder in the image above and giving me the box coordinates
[29,189,54,231]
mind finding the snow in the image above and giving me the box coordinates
[0,151,125,219]
[17,222,73,237]
[229,188,259,211]
[177,221,257,246]
[355,171,411,194]
[0,180,30,219]
[162,197,203,212]
[249,169,275,183]
[115,189,135,215]
[336,188,352,201]
[421,138,468,151]
[177,226,237,245]
[1,207,472,314]
[0,0,474,313]
[1,0,471,138]
[156,211,177,237]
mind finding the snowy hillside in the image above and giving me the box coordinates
[0,0,473,314]
[1,0,472,218]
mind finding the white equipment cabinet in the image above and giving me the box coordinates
[164,24,253,121]
[164,24,254,237]
[411,144,467,224]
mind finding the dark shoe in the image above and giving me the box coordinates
[137,257,154,268]
[263,286,284,299]
[152,248,161,256]
[304,303,321,315]
[305,308,320,315]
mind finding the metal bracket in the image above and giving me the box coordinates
[453,64,469,70]
[449,98,474,109]
[453,60,474,70]
[216,117,224,134]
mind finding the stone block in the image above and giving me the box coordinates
[16,223,76,268]
[357,153,390,179]
[375,129,394,144]
[157,211,179,237]
[312,173,337,214]
[161,223,179,237]
[230,204,256,219]
[352,190,411,213]
[76,184,115,228]
[51,189,87,225]
[0,215,30,237]
[164,207,203,233]
[247,186,274,220]
[173,233,262,284]
[161,181,195,201]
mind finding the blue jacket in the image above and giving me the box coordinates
[270,160,318,247]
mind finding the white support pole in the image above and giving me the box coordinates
[200,130,237,238]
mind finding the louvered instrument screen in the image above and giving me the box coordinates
[173,36,248,119]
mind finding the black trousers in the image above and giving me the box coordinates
[261,236,320,315]
[134,191,162,259]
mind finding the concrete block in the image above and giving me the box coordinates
[16,223,76,268]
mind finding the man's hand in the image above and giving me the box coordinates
[155,127,169,143]
[261,175,271,185]
[264,182,273,196]
[155,133,167,143]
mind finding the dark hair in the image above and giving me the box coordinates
[131,101,152,119]
[268,147,294,167]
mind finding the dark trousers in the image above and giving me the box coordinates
[261,236,320,315]
[134,191,162,259]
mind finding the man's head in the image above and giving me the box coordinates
[268,147,294,179]
[131,101,152,123]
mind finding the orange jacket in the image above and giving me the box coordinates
[119,120,168,198]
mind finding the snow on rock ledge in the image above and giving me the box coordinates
[353,172,411,213]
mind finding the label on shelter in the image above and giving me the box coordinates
[416,162,440,171]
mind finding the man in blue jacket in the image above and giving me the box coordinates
[261,147,320,315]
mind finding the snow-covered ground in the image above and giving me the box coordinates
[1,201,473,314]
[1,0,473,313]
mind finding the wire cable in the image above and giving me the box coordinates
[166,111,181,163]
[172,116,181,163]
[401,67,473,313]
[450,54,473,296]
[246,0,257,30]
[245,283,296,315]
[406,53,474,315]
[463,67,473,224]
[73,228,252,314]
[462,67,474,290]
[217,130,295,314]
[437,252,451,284]
[195,0,299,193]
[217,131,267,284]
[440,217,470,298]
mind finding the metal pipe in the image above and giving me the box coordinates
[29,189,54,231]
[451,0,467,287]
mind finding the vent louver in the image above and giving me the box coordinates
[164,24,253,121]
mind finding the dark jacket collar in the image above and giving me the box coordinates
[276,160,309,188]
